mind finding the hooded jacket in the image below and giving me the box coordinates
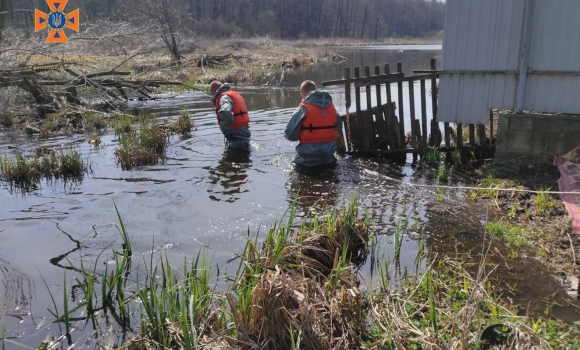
[285,90,343,167]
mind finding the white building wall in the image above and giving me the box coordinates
[438,0,580,124]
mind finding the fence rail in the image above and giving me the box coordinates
[323,58,493,160]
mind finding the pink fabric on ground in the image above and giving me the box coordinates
[554,144,580,235]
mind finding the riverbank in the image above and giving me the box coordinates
[22,201,580,350]
[0,36,441,134]
[469,157,578,292]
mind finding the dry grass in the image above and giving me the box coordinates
[227,201,370,350]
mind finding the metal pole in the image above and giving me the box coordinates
[515,0,536,113]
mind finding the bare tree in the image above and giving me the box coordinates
[119,0,188,64]
[158,0,181,63]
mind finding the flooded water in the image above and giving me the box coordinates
[1,45,578,347]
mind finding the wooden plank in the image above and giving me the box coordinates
[349,114,360,150]
[385,64,393,104]
[384,64,394,149]
[431,119,442,147]
[354,67,365,150]
[411,119,421,162]
[489,109,494,146]
[408,79,419,160]
[408,79,417,136]
[340,103,391,117]
[431,58,440,147]
[322,72,404,87]
[430,58,447,149]
[469,124,475,145]
[344,67,352,152]
[354,73,439,87]
[457,123,463,148]
[477,124,486,146]
[420,78,428,147]
[386,102,401,149]
[374,65,388,149]
[364,66,377,149]
[413,119,424,151]
[397,62,405,148]
[347,146,458,156]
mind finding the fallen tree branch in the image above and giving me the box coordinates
[1,63,208,117]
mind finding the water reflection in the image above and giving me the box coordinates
[0,257,33,322]
[205,148,252,203]
[285,164,342,215]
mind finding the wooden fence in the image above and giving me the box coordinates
[323,58,493,159]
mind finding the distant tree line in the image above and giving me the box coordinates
[2,0,444,40]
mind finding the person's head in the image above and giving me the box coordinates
[210,80,223,97]
[300,80,317,98]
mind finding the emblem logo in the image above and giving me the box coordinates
[35,0,80,43]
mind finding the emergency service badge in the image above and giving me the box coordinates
[35,0,80,43]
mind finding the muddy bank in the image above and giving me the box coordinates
[466,156,579,300]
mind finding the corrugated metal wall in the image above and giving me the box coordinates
[439,0,580,124]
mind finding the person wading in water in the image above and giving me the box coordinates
[210,81,251,150]
[285,80,343,167]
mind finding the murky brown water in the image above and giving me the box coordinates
[1,45,579,347]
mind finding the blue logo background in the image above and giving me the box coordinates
[48,12,66,30]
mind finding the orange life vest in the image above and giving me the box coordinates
[214,91,250,130]
[299,102,337,144]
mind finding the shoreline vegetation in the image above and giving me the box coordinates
[0,36,440,135]
[11,200,578,350]
[0,113,193,188]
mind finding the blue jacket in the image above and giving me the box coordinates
[214,84,251,149]
[285,90,342,167]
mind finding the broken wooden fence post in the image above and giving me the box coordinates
[364,66,378,149]
[344,67,352,152]
[374,65,389,149]
[397,62,405,148]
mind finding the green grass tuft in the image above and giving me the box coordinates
[486,221,529,246]
[0,148,89,191]
[114,115,169,170]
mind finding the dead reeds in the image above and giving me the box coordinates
[226,200,370,350]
